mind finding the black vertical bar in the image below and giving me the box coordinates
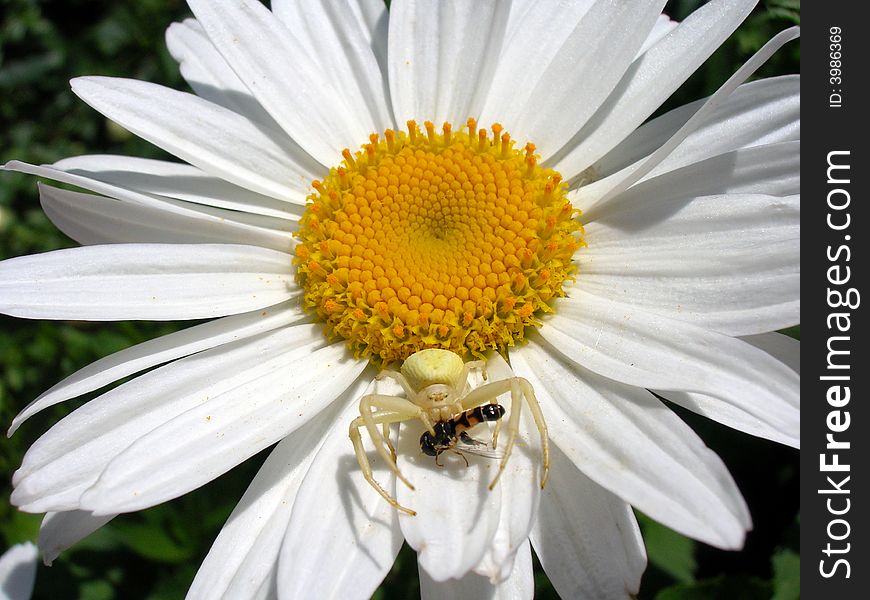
[802,3,868,597]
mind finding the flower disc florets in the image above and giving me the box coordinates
[295,119,584,364]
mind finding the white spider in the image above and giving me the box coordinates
[349,348,550,515]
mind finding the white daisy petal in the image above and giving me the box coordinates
[578,141,799,219]
[0,543,38,600]
[275,0,390,93]
[273,0,388,42]
[550,0,758,179]
[477,0,595,137]
[4,160,286,229]
[583,187,799,251]
[266,0,394,133]
[388,0,510,126]
[473,353,541,585]
[637,14,678,57]
[54,154,306,215]
[11,325,324,513]
[539,291,800,448]
[655,385,800,450]
[653,335,799,452]
[38,511,115,567]
[353,0,391,81]
[38,184,295,252]
[0,243,295,321]
[7,160,295,252]
[77,341,365,515]
[513,340,751,549]
[165,17,306,154]
[579,193,799,335]
[482,0,666,159]
[188,377,367,600]
[741,332,800,374]
[419,540,534,600]
[8,299,304,435]
[187,0,369,165]
[529,444,645,600]
[278,374,403,600]
[579,27,800,213]
[349,0,390,68]
[70,76,316,200]
[501,0,573,40]
[585,76,799,194]
[397,419,502,582]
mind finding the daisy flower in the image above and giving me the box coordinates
[1,0,799,597]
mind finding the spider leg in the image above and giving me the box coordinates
[372,369,417,465]
[487,378,550,490]
[490,417,503,449]
[375,368,417,399]
[382,423,397,464]
[489,395,503,450]
[518,377,550,488]
[459,377,550,490]
[487,378,523,490]
[460,379,507,411]
[349,410,416,516]
[463,359,488,382]
[359,394,435,491]
[462,360,499,446]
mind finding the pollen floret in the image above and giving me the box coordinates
[295,119,584,364]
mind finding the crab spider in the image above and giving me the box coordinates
[349,348,550,516]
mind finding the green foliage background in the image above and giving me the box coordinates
[1,1,800,598]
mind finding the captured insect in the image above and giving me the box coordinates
[349,348,550,516]
[419,403,506,466]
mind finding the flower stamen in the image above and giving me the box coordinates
[295,119,583,364]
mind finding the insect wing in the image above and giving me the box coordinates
[455,444,505,461]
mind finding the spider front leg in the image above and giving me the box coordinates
[371,369,416,464]
[358,394,436,490]
[375,368,418,399]
[462,359,488,383]
[349,409,416,516]
[460,377,550,490]
[462,359,502,446]
[382,423,397,464]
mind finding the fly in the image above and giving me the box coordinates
[419,403,506,466]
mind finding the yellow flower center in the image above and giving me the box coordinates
[294,119,584,364]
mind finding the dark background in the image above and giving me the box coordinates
[800,1,866,599]
[0,1,800,598]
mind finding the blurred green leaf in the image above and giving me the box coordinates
[111,520,194,564]
[780,325,800,340]
[771,548,800,600]
[641,518,698,584]
[655,576,773,600]
[0,50,63,86]
[0,509,40,545]
[79,579,115,600]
